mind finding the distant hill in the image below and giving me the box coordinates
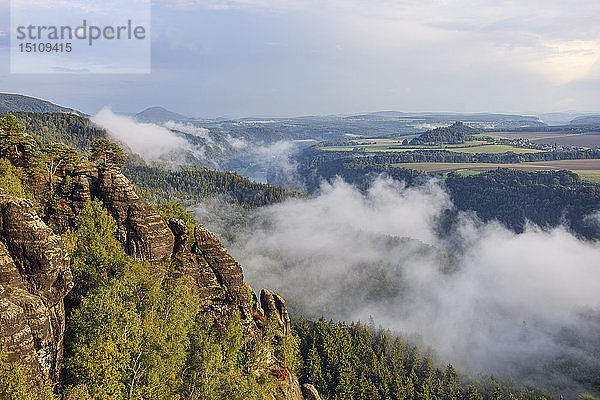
[135,106,191,123]
[342,111,545,132]
[571,115,600,125]
[0,93,80,114]
[348,111,543,123]
[410,121,479,145]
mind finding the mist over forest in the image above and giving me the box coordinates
[3,0,600,398]
[188,174,600,396]
[76,104,600,397]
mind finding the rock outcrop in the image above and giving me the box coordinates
[261,289,292,337]
[274,374,305,400]
[1,166,322,400]
[169,218,245,320]
[86,166,174,265]
[95,171,320,400]
[0,195,73,385]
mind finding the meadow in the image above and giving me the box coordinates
[319,138,541,154]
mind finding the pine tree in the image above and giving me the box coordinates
[0,113,25,135]
[0,113,33,163]
[31,143,79,192]
[90,139,125,169]
[463,385,483,400]
[306,344,326,392]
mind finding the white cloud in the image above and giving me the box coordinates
[92,108,190,160]
[533,40,600,85]
[164,120,212,141]
[163,0,600,88]
[225,134,247,149]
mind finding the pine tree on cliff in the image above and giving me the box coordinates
[305,344,326,393]
[90,139,125,169]
[31,143,80,192]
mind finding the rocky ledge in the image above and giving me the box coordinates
[1,166,321,399]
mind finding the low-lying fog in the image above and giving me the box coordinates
[92,107,600,394]
[195,177,600,395]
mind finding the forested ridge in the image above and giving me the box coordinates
[7,112,108,151]
[0,93,78,114]
[300,147,600,168]
[443,169,600,237]
[293,319,558,400]
[122,163,299,207]
[0,112,298,209]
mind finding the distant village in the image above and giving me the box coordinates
[482,136,597,152]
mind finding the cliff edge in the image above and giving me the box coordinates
[1,165,319,399]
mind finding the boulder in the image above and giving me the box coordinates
[301,384,322,400]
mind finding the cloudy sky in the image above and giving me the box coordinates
[1,0,599,117]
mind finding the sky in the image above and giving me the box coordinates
[1,0,600,117]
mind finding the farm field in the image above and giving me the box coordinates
[571,170,600,183]
[392,159,600,182]
[320,138,541,154]
[393,159,600,172]
[486,131,600,147]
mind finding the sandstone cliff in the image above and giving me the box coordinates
[0,195,73,385]
[1,164,320,399]
[82,166,174,265]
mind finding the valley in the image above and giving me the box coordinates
[0,95,599,400]
[2,1,600,399]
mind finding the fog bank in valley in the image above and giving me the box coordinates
[92,108,192,162]
[197,177,600,393]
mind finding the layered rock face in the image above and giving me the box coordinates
[1,165,320,400]
[94,166,174,265]
[0,195,73,384]
[72,165,174,265]
[261,289,292,337]
[170,218,254,321]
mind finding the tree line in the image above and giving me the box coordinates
[122,162,299,208]
[4,111,108,151]
[294,318,553,400]
[295,147,600,240]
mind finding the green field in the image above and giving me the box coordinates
[391,161,600,183]
[391,162,542,172]
[446,144,540,154]
[320,138,541,154]
[572,170,600,183]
